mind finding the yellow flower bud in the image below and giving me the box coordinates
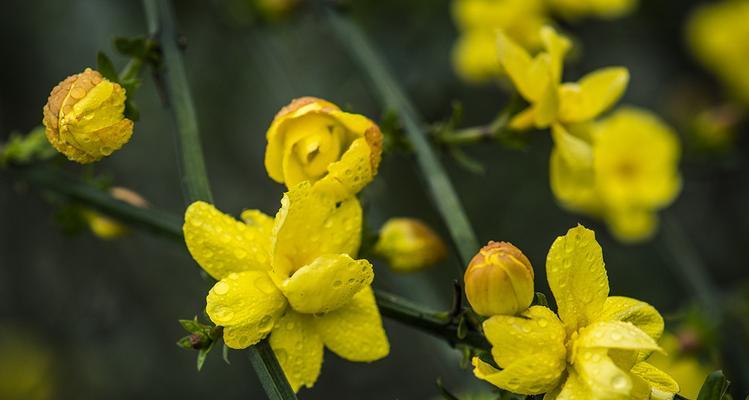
[464,241,534,316]
[373,218,447,272]
[264,97,382,200]
[85,187,148,240]
[42,68,134,164]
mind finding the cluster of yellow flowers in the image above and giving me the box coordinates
[495,25,681,242]
[687,0,749,105]
[465,226,679,398]
[452,0,637,83]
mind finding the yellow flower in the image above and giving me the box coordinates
[647,334,715,399]
[451,0,547,83]
[550,108,681,241]
[84,187,149,240]
[464,241,534,316]
[373,218,447,272]
[687,0,749,105]
[497,26,629,130]
[42,68,134,164]
[183,182,389,392]
[547,0,638,19]
[472,225,679,398]
[264,97,383,200]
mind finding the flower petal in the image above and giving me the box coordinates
[269,310,324,392]
[630,362,680,398]
[595,296,664,342]
[206,271,287,349]
[546,224,609,332]
[497,30,546,102]
[606,208,658,243]
[558,67,629,124]
[482,306,567,367]
[314,286,389,362]
[316,135,378,202]
[574,348,632,399]
[272,182,362,279]
[184,201,272,280]
[472,355,565,395]
[282,254,373,314]
[544,371,591,400]
[577,321,662,353]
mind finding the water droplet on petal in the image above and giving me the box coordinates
[213,281,230,295]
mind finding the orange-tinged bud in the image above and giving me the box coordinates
[464,241,534,316]
[373,218,447,272]
[42,68,134,164]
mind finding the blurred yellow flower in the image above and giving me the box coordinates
[42,68,134,164]
[84,187,149,240]
[0,326,54,400]
[373,218,447,272]
[550,108,681,241]
[183,182,388,392]
[648,334,715,399]
[497,26,629,130]
[687,0,749,105]
[451,0,547,83]
[472,225,678,398]
[548,0,638,19]
[265,97,383,201]
[464,241,534,316]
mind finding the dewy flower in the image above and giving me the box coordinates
[373,218,447,272]
[687,0,749,105]
[183,182,389,392]
[264,97,383,200]
[547,0,638,19]
[451,0,547,83]
[42,68,134,164]
[472,225,679,398]
[550,108,681,241]
[497,26,629,130]
[464,241,534,317]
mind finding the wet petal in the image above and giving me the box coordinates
[184,201,272,280]
[269,310,324,392]
[472,355,565,395]
[546,225,609,332]
[206,271,286,349]
[577,321,662,353]
[545,371,591,400]
[595,296,664,342]
[314,286,389,362]
[574,348,631,399]
[483,306,567,367]
[630,362,680,398]
[281,254,373,314]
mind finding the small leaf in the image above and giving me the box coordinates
[534,292,549,307]
[176,335,194,350]
[697,370,730,400]
[114,37,148,58]
[196,340,216,371]
[222,343,231,365]
[96,52,119,83]
[456,315,468,340]
[178,317,203,333]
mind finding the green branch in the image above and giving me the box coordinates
[325,9,480,268]
[142,1,293,398]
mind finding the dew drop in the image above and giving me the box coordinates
[258,315,273,332]
[213,281,230,295]
[332,280,342,287]
[100,146,113,156]
[611,375,628,390]
[537,319,549,328]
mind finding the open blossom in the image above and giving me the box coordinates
[264,97,383,201]
[472,225,679,398]
[550,108,681,241]
[183,182,388,391]
[42,68,134,163]
[497,26,629,130]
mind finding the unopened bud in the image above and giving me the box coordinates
[374,218,447,272]
[464,241,534,316]
[85,187,148,239]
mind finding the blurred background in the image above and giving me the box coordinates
[1,0,748,398]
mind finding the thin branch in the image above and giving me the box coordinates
[325,8,480,268]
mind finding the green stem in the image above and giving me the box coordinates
[142,1,293,397]
[143,0,213,204]
[437,108,513,146]
[13,164,486,352]
[119,57,144,83]
[325,9,480,268]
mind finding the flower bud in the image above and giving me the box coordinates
[84,187,148,239]
[43,68,134,164]
[264,97,382,200]
[464,241,534,316]
[374,218,447,272]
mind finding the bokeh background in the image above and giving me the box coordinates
[1,0,748,398]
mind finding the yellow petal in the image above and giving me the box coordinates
[605,208,658,243]
[540,26,572,85]
[240,209,275,234]
[558,67,630,124]
[314,286,389,362]
[534,76,560,128]
[546,225,609,332]
[577,321,662,353]
[630,362,680,398]
[472,354,565,395]
[545,371,591,400]
[271,182,362,279]
[269,310,324,392]
[184,201,272,280]
[497,30,547,102]
[315,136,378,202]
[574,348,632,399]
[482,306,567,367]
[452,30,504,83]
[206,271,286,349]
[549,148,600,215]
[551,123,593,169]
[509,107,537,130]
[595,296,664,342]
[281,254,373,314]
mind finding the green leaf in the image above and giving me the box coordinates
[196,340,215,371]
[176,335,194,350]
[222,343,231,365]
[124,99,140,121]
[697,370,730,400]
[534,292,549,307]
[178,317,203,333]
[0,127,57,167]
[114,37,148,58]
[456,315,468,340]
[96,52,119,83]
